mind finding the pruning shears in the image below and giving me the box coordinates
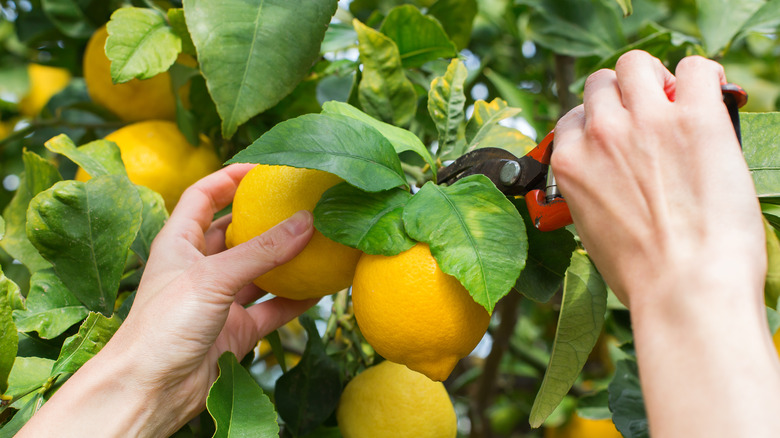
[438,83,748,232]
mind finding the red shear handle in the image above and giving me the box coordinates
[526,189,572,232]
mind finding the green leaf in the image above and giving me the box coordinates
[765,203,780,230]
[322,22,358,53]
[168,8,197,56]
[737,0,780,41]
[183,0,338,138]
[207,352,279,438]
[0,268,19,395]
[12,270,89,339]
[51,312,121,376]
[465,98,522,152]
[322,101,437,179]
[518,0,626,58]
[264,330,287,373]
[608,359,649,438]
[379,5,457,68]
[0,151,62,273]
[402,175,527,314]
[45,134,127,178]
[766,218,780,310]
[428,0,478,50]
[314,183,414,256]
[226,113,407,192]
[275,314,342,436]
[131,187,168,262]
[0,393,44,437]
[577,390,612,420]
[696,0,764,56]
[614,0,633,16]
[4,357,54,401]
[26,176,143,315]
[741,113,780,198]
[428,58,468,159]
[106,7,181,84]
[483,68,548,136]
[40,0,95,38]
[513,200,576,303]
[354,19,418,127]
[529,251,608,427]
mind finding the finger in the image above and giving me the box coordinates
[551,105,585,157]
[583,69,625,119]
[245,296,320,338]
[204,214,233,256]
[674,56,727,106]
[614,50,676,109]
[235,282,266,307]
[198,210,314,296]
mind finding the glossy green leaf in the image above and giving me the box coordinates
[517,0,626,58]
[106,7,181,83]
[51,312,121,376]
[4,357,54,401]
[314,183,414,256]
[40,0,95,38]
[275,314,342,436]
[379,5,457,68]
[475,125,537,157]
[614,0,633,16]
[227,113,407,192]
[529,251,608,427]
[207,352,279,438]
[45,134,127,178]
[26,176,143,315]
[0,267,19,395]
[12,270,89,339]
[131,187,168,262]
[0,151,62,273]
[184,0,338,138]
[766,218,780,310]
[428,0,478,50]
[402,175,527,314]
[428,58,468,159]
[0,393,44,437]
[741,113,780,199]
[465,98,522,152]
[167,8,197,56]
[513,200,576,303]
[354,19,418,127]
[608,359,649,438]
[322,101,437,179]
[696,0,763,56]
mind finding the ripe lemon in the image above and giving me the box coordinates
[225,164,362,300]
[337,360,457,438]
[18,63,71,117]
[351,243,491,381]
[545,413,623,438]
[75,120,221,211]
[84,26,183,122]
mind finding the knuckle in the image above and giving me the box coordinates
[615,49,652,68]
[247,231,290,266]
[584,68,615,88]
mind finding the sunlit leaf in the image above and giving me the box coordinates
[207,352,279,438]
[465,98,522,152]
[766,218,780,310]
[354,19,418,127]
[428,0,478,50]
[403,175,527,314]
[741,113,780,199]
[609,359,649,438]
[167,8,197,56]
[379,5,457,68]
[227,113,407,192]
[51,312,121,376]
[696,0,763,56]
[45,134,127,178]
[0,393,44,437]
[4,357,54,401]
[131,187,168,262]
[26,176,143,315]
[614,0,632,16]
[321,22,358,53]
[529,251,607,427]
[184,0,338,138]
[0,267,19,395]
[12,270,88,339]
[428,58,467,159]
[314,183,415,255]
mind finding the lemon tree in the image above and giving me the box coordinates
[1,1,780,438]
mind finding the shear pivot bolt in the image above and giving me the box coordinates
[499,161,521,186]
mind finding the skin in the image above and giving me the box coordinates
[17,164,317,437]
[552,50,780,437]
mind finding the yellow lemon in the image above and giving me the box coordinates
[18,63,71,117]
[337,360,457,438]
[351,243,491,381]
[545,413,623,438]
[84,26,183,122]
[75,120,221,211]
[225,164,362,300]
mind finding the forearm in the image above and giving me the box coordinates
[631,258,780,438]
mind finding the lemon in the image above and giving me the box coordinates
[351,243,491,381]
[545,413,623,438]
[18,63,71,117]
[75,120,221,211]
[225,164,362,300]
[83,26,182,122]
[337,360,457,438]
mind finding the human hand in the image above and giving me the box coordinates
[19,164,317,437]
[551,50,766,308]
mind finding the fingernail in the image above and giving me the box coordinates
[283,210,313,235]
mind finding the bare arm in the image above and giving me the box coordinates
[552,50,780,437]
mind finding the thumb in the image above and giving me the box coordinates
[201,210,314,294]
